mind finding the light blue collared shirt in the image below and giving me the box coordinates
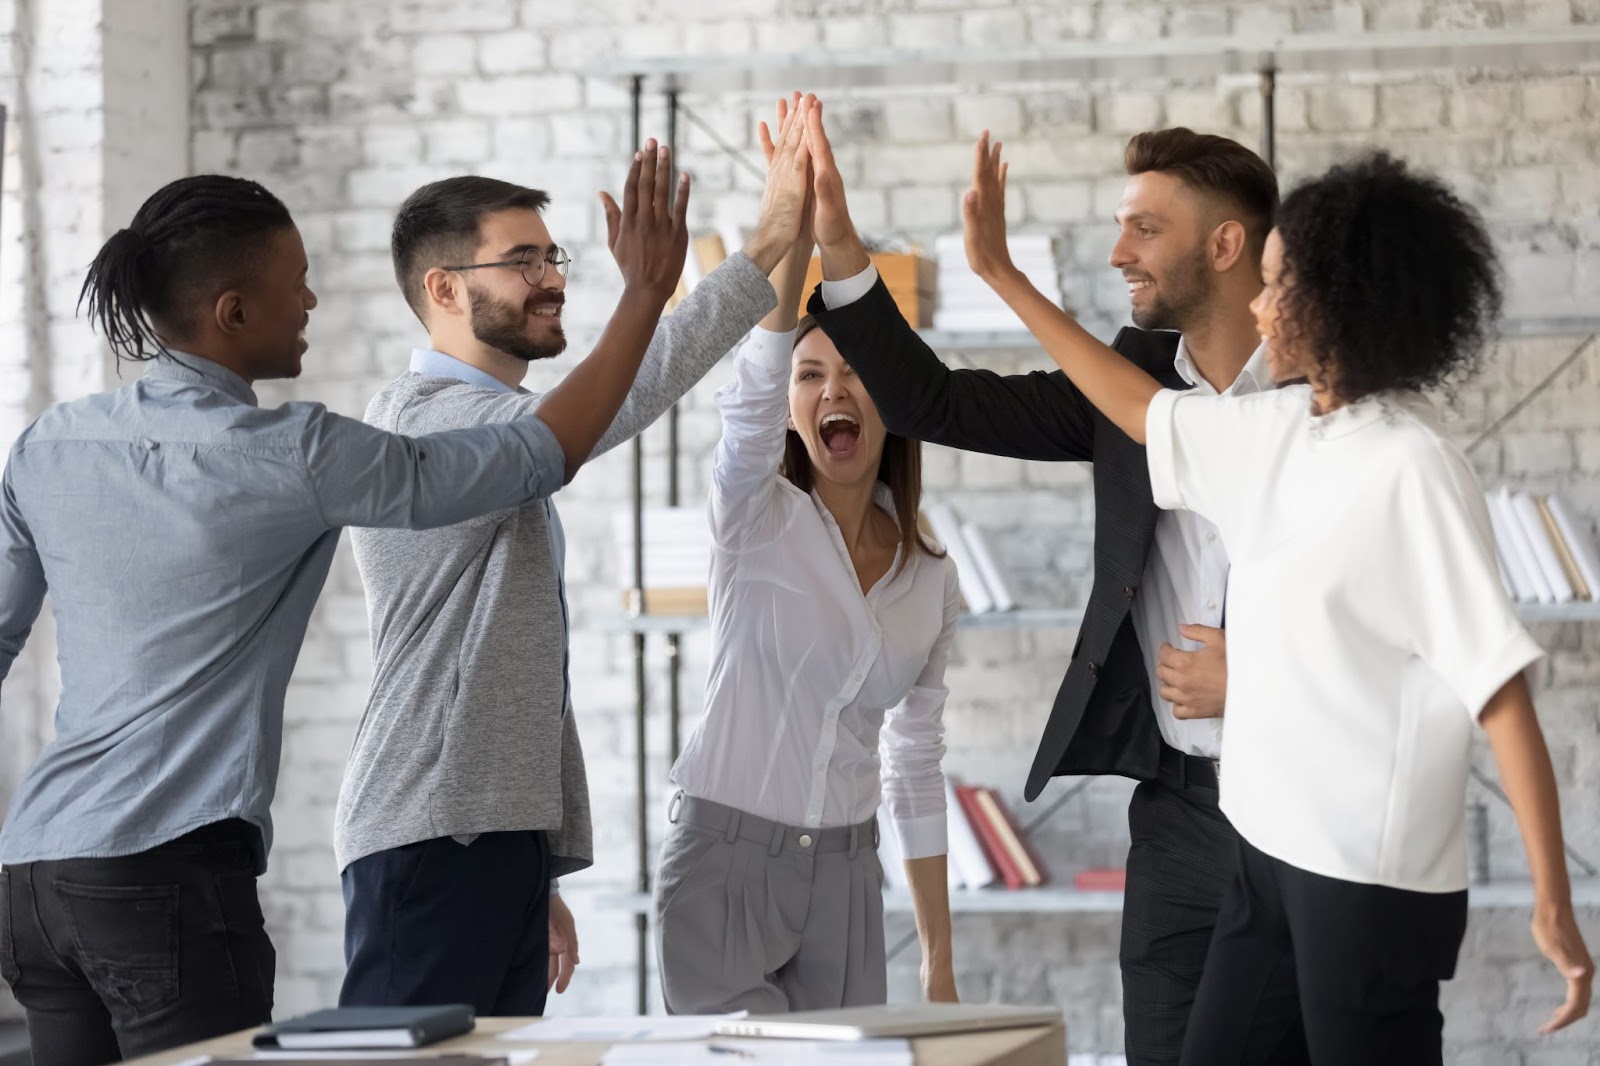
[0,351,565,872]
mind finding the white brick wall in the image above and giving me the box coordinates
[0,0,1594,1055]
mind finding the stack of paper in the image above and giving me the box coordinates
[1486,489,1600,604]
[931,234,1062,333]
[499,1015,742,1044]
[612,506,711,616]
[602,1039,912,1065]
[922,504,1017,615]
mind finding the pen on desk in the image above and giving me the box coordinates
[706,1044,753,1058]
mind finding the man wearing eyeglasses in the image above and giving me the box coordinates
[335,124,813,1016]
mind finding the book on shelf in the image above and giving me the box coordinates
[612,506,711,616]
[1487,488,1600,605]
[932,233,1062,334]
[944,778,998,889]
[922,503,1018,615]
[1073,868,1127,892]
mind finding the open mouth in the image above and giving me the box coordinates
[528,298,564,322]
[1127,277,1154,298]
[819,411,861,459]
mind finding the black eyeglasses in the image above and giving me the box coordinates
[444,247,572,286]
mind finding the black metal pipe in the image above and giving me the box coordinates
[665,87,685,768]
[1259,65,1277,171]
[628,72,650,1017]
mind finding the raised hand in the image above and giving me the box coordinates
[744,93,815,272]
[962,131,1016,283]
[757,93,816,252]
[599,138,691,303]
[804,99,870,278]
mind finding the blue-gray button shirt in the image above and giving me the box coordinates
[0,352,567,872]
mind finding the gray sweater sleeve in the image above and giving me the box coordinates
[588,251,778,458]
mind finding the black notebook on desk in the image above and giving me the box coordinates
[253,1005,476,1049]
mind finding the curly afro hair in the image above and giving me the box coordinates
[1274,151,1503,404]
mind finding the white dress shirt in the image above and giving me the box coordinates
[1134,338,1269,759]
[670,327,960,860]
[1146,385,1543,891]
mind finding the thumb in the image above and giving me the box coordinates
[1178,624,1217,644]
[599,191,621,248]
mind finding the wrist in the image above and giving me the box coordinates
[742,228,788,274]
[817,229,870,280]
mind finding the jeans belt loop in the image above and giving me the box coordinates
[724,809,742,844]
[847,824,859,859]
[767,822,784,857]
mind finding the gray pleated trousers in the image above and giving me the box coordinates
[654,792,887,1014]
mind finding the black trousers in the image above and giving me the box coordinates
[1182,837,1468,1066]
[1121,748,1309,1066]
[340,830,551,1016]
[0,821,275,1066]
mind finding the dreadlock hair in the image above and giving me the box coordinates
[78,175,296,364]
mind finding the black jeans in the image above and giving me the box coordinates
[340,830,551,1016]
[0,820,275,1066]
[1182,836,1468,1066]
[1121,749,1309,1066]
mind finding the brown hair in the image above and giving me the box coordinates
[1124,127,1279,262]
[780,316,944,575]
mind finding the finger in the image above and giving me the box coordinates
[806,101,838,179]
[781,93,809,158]
[1540,976,1590,1033]
[557,949,577,995]
[547,952,559,992]
[1159,684,1186,704]
[671,171,691,233]
[634,139,657,221]
[598,191,621,249]
[653,144,673,222]
[972,132,988,191]
[620,151,642,225]
[1000,160,1009,197]
[1157,642,1180,667]
[1173,704,1195,720]
[758,120,776,164]
[776,94,789,131]
[1180,624,1222,643]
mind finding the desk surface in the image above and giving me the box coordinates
[122,1016,1066,1066]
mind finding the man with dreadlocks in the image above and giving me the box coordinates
[0,151,688,1066]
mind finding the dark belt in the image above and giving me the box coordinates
[1157,742,1220,791]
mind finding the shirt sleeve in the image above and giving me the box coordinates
[820,263,880,309]
[0,453,47,684]
[879,560,958,860]
[1394,445,1545,720]
[297,403,567,531]
[1145,388,1271,528]
[708,327,795,550]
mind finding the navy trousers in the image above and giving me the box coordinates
[339,831,551,1016]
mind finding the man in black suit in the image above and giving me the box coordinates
[800,109,1304,1065]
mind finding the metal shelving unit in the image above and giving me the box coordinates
[588,29,1600,1012]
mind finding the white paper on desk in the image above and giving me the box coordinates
[601,1038,912,1065]
[497,1015,746,1043]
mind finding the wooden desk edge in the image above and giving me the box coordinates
[123,1015,1067,1066]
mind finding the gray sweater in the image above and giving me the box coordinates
[335,253,777,874]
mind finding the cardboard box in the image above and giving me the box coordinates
[797,252,935,327]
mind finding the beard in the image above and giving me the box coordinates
[1130,246,1212,332]
[467,281,566,362]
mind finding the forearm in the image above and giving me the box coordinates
[985,267,1162,443]
[759,239,815,333]
[818,228,871,282]
[536,287,666,480]
[903,854,954,968]
[1483,674,1574,912]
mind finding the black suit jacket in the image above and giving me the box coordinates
[807,279,1185,801]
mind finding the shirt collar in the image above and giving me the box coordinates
[408,348,523,394]
[1172,336,1271,397]
[142,351,259,407]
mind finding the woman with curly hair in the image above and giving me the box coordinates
[960,137,1593,1063]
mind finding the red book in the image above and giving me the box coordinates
[956,784,1025,889]
[1074,868,1127,892]
[977,788,1048,888]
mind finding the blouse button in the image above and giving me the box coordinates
[1088,662,1100,679]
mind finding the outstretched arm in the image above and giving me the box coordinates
[963,132,1162,443]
